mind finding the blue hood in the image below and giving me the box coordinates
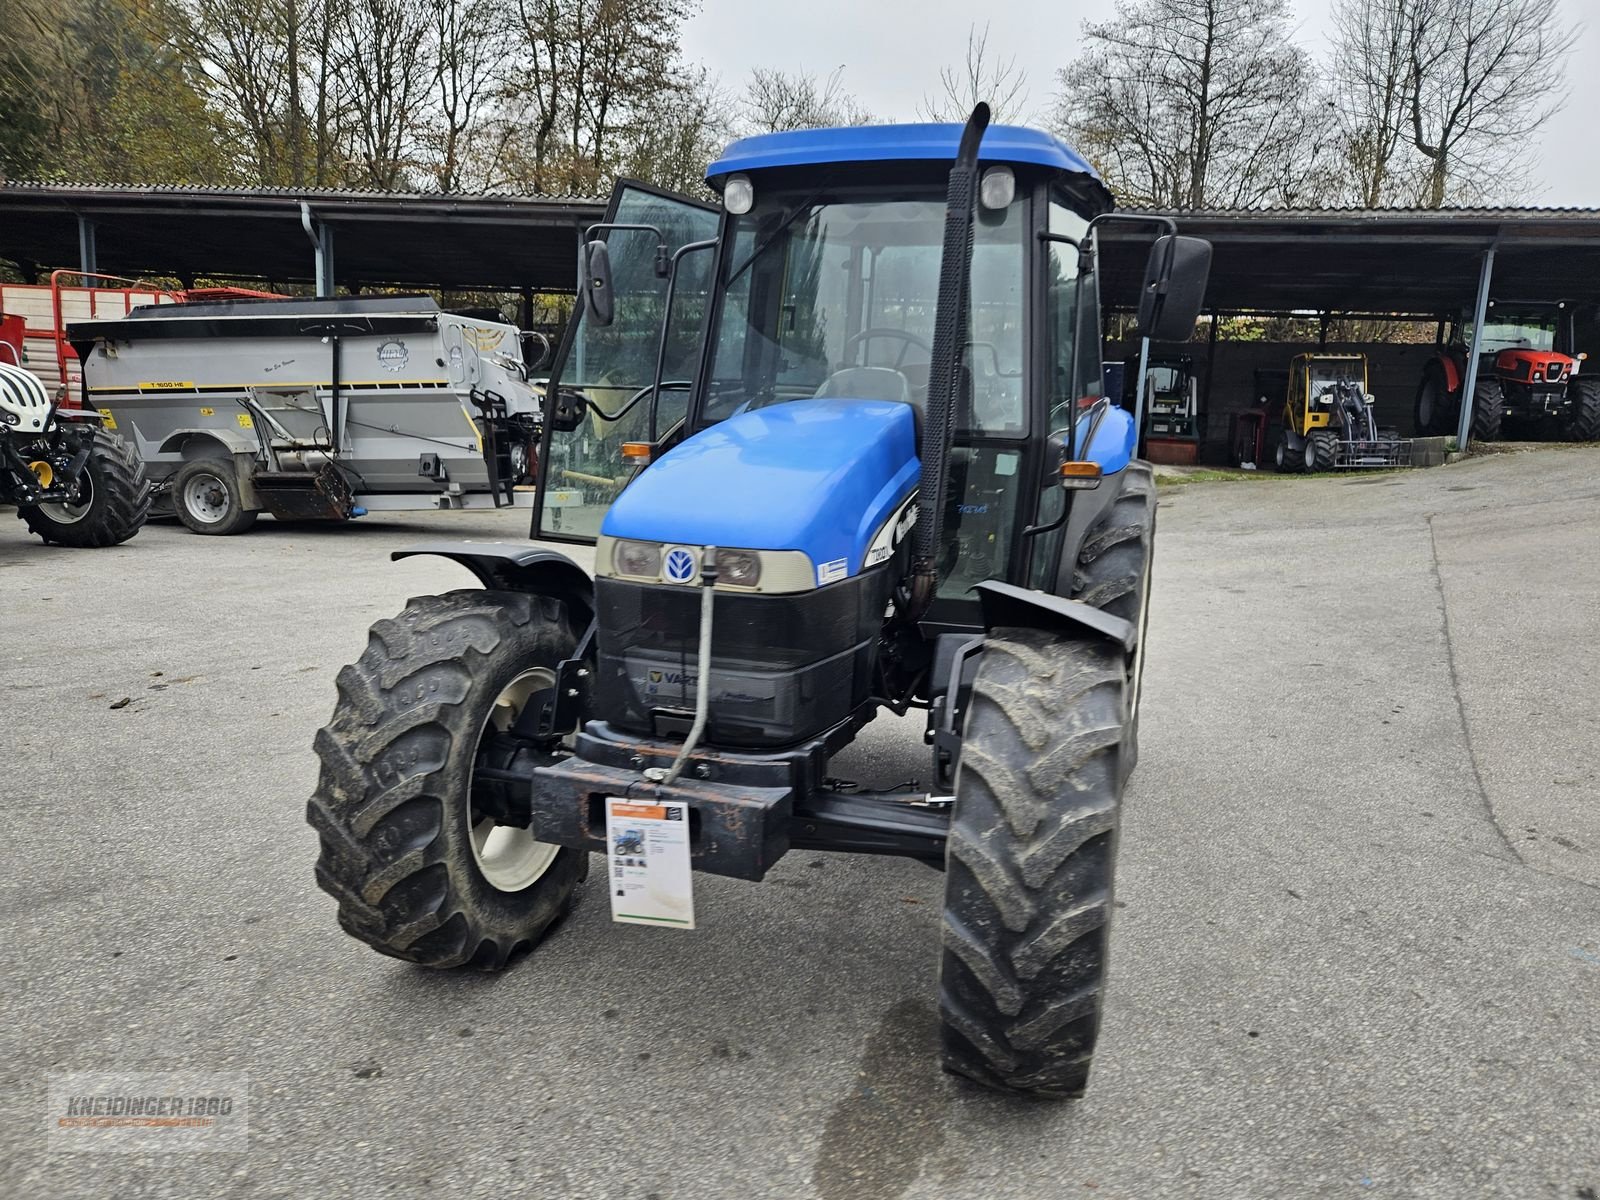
[601,398,919,578]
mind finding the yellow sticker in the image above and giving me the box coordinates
[97,408,118,430]
[199,406,215,417]
[138,381,195,391]
[236,413,254,429]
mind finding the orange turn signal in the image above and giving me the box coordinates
[621,442,653,464]
[1060,461,1103,489]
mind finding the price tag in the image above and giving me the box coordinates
[605,798,694,929]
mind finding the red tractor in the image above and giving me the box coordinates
[1414,299,1600,442]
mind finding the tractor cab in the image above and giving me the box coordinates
[534,125,1175,619]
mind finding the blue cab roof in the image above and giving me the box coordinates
[706,123,1101,187]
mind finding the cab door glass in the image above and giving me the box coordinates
[535,182,719,542]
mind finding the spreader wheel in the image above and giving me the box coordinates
[939,629,1128,1099]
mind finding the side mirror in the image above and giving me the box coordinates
[1137,235,1211,344]
[579,238,614,327]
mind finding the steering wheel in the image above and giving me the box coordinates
[842,327,930,369]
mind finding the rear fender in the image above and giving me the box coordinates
[391,542,594,625]
[1438,350,1463,395]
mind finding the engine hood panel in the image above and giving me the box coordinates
[600,397,919,583]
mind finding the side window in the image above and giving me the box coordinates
[1045,200,1090,433]
[535,184,718,541]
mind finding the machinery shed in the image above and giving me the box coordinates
[1096,207,1600,460]
[0,182,606,296]
[5,183,1600,459]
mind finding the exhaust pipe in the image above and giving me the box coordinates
[907,103,989,621]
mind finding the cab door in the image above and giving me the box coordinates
[531,180,720,543]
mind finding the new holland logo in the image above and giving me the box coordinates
[663,547,697,584]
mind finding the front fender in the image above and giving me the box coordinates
[971,580,1135,652]
[391,542,594,624]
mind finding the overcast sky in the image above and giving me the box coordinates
[681,0,1600,209]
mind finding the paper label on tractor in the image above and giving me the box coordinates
[605,798,694,929]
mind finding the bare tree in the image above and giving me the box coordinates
[423,0,505,192]
[1053,0,1327,209]
[919,23,1029,123]
[333,0,434,189]
[1330,0,1423,205]
[1407,0,1572,206]
[739,66,872,134]
[1330,0,1572,207]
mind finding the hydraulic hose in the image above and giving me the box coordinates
[658,547,718,787]
[908,103,989,621]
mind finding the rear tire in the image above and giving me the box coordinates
[1072,461,1154,764]
[307,589,587,969]
[1311,430,1337,471]
[1470,378,1504,442]
[1274,434,1298,474]
[19,428,150,547]
[1565,377,1600,442]
[173,458,258,535]
[1414,365,1453,436]
[940,630,1127,1099]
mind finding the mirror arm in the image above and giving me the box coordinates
[647,238,717,441]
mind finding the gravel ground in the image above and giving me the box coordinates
[3,447,1597,1199]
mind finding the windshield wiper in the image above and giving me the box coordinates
[723,184,829,286]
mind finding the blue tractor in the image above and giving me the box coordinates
[309,107,1209,1099]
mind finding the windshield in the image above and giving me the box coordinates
[1467,311,1558,354]
[703,190,1027,435]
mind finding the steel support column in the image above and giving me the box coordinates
[1456,245,1496,449]
[299,202,335,297]
[77,216,98,283]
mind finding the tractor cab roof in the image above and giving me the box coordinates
[706,122,1109,207]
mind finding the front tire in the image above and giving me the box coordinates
[307,589,587,969]
[19,428,150,547]
[173,458,258,535]
[1470,378,1504,443]
[1565,377,1600,442]
[939,630,1128,1099]
[1310,430,1337,471]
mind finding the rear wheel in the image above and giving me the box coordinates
[173,458,258,535]
[940,629,1128,1099]
[19,428,150,547]
[1274,433,1298,474]
[1072,461,1154,762]
[1311,430,1337,471]
[1414,364,1453,436]
[307,589,587,969]
[1565,377,1600,442]
[1470,378,1504,442]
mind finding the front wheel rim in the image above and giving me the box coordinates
[38,470,92,524]
[468,668,561,892]
[183,472,231,524]
[1304,441,1317,470]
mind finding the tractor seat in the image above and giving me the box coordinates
[815,366,911,404]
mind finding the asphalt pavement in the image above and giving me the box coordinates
[3,447,1597,1199]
